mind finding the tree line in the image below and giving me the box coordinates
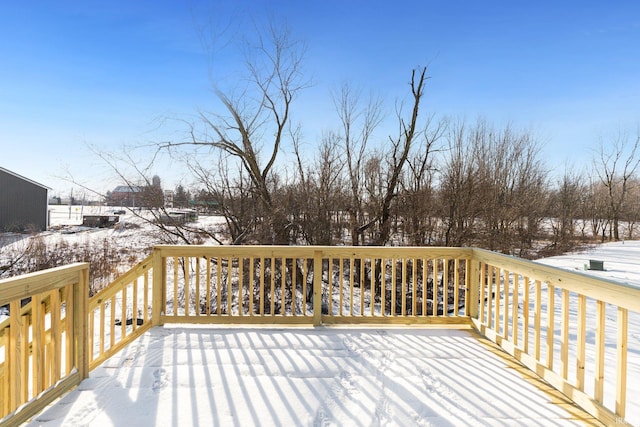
[117,23,639,258]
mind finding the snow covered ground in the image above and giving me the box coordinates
[537,240,640,290]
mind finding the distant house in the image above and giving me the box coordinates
[0,167,49,232]
[108,185,142,207]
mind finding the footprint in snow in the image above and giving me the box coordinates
[339,370,358,393]
[342,337,359,354]
[53,400,99,426]
[312,407,331,427]
[374,395,392,426]
[420,368,485,427]
[152,368,169,393]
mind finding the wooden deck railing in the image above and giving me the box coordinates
[87,254,154,370]
[154,246,472,326]
[0,263,89,427]
[471,248,640,427]
[1,245,638,426]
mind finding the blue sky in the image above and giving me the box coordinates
[1,1,639,197]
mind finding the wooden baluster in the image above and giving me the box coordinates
[594,300,605,403]
[453,259,460,317]
[546,284,555,370]
[195,257,201,317]
[534,280,542,361]
[576,294,586,391]
[523,276,530,354]
[238,257,244,317]
[432,259,438,317]
[503,269,510,340]
[616,307,628,418]
[561,289,570,379]
[339,258,344,317]
[259,257,265,316]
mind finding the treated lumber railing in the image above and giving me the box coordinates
[471,248,640,427]
[87,254,154,370]
[0,263,89,427]
[1,245,638,426]
[154,246,472,326]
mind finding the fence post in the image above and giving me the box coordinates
[468,253,480,319]
[313,250,323,326]
[152,247,165,326]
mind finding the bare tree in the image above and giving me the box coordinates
[594,130,640,241]
[398,114,445,245]
[163,21,308,245]
[546,167,585,252]
[584,176,610,241]
[510,134,547,257]
[439,119,481,247]
[364,67,431,246]
[622,177,640,239]
[292,131,345,245]
[188,156,256,244]
[333,83,384,245]
[438,119,547,255]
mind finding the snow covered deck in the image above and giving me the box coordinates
[26,325,603,426]
[4,244,639,426]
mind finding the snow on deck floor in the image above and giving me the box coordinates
[26,326,602,427]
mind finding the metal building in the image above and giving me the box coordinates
[0,167,49,232]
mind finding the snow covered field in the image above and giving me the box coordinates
[537,240,640,290]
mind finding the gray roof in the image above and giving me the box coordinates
[0,166,50,189]
[112,185,142,193]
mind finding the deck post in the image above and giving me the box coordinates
[468,255,480,319]
[152,248,165,326]
[313,250,322,326]
[75,265,90,379]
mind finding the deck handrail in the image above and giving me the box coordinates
[87,254,155,370]
[0,263,89,427]
[152,245,474,326]
[470,248,640,427]
[1,245,638,426]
